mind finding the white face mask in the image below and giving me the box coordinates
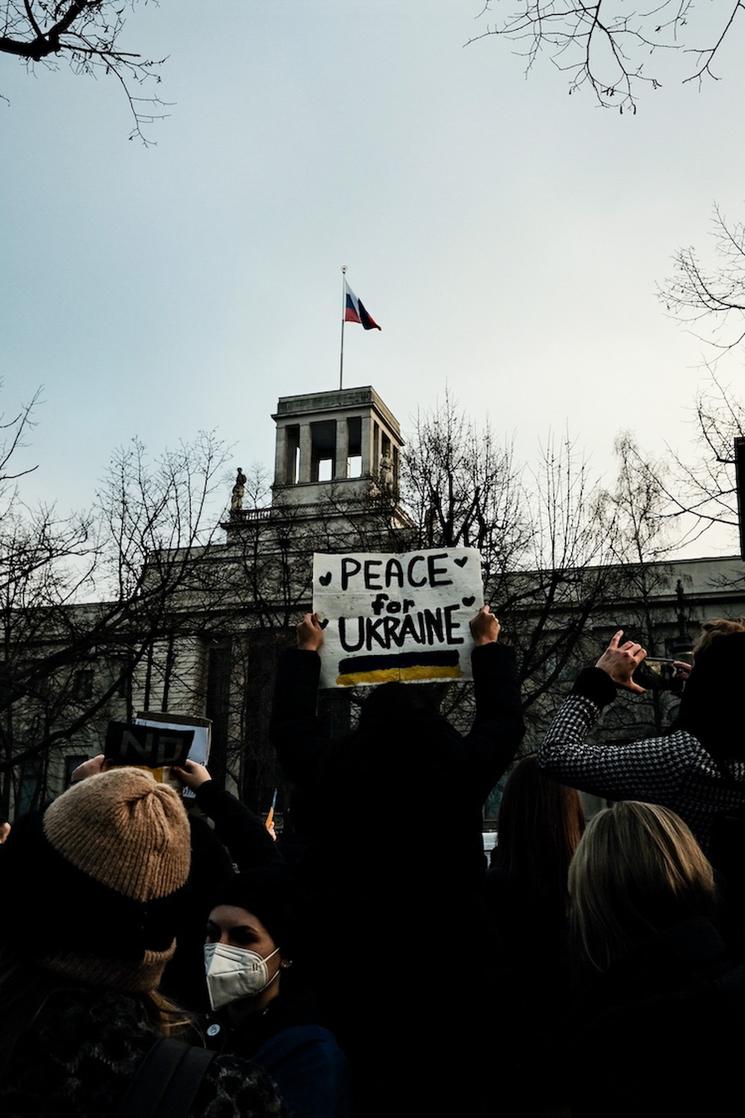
[204,941,281,1011]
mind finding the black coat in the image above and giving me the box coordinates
[482,869,574,1116]
[205,993,351,1118]
[271,642,523,907]
[270,642,524,1117]
[572,917,745,1118]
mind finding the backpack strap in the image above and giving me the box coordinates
[118,1037,216,1118]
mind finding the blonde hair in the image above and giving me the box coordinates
[145,989,193,1037]
[568,802,715,971]
[694,618,745,657]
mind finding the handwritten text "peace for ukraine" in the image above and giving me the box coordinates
[331,553,469,653]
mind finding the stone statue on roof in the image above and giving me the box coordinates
[230,467,247,512]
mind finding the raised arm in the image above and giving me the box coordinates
[174,761,281,870]
[538,631,689,801]
[463,607,525,799]
[270,613,330,787]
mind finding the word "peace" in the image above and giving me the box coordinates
[340,553,453,591]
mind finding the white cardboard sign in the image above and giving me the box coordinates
[312,547,483,688]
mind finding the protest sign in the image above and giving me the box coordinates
[312,547,483,688]
[105,722,194,769]
[134,711,212,798]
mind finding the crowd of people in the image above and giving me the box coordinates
[1,606,745,1116]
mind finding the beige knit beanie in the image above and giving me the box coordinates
[2,767,191,992]
[44,767,190,902]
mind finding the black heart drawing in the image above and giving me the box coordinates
[454,556,468,568]
[319,572,332,586]
[462,595,475,607]
[319,618,329,630]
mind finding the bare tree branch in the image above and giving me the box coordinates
[466,0,745,110]
[0,1,168,142]
[660,205,745,363]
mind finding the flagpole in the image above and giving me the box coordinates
[339,265,347,391]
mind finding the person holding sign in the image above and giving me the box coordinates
[270,604,524,1118]
[68,747,235,1015]
[0,768,285,1118]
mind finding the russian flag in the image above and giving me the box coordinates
[344,280,381,331]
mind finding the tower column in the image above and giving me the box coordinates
[360,415,373,476]
[274,426,287,486]
[334,419,349,480]
[298,424,312,484]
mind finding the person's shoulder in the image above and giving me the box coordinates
[668,728,740,774]
[194,1052,285,1117]
[30,983,154,1039]
[256,1021,345,1061]
[0,985,160,1113]
[666,727,706,751]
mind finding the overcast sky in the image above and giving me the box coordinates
[2,1,744,554]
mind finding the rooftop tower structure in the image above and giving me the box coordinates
[270,386,403,508]
[224,385,410,536]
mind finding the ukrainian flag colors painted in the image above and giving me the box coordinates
[335,649,462,687]
[337,664,463,687]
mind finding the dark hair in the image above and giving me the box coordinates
[492,754,585,914]
[675,631,745,762]
[211,867,296,956]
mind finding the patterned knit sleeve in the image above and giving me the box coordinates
[538,689,689,805]
[193,1053,287,1117]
